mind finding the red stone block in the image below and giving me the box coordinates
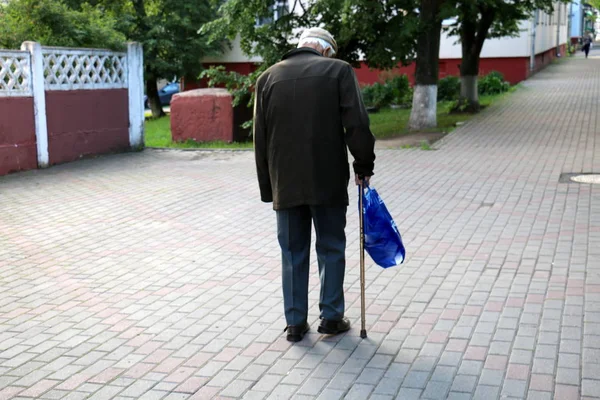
[170,88,234,143]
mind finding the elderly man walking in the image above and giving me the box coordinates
[253,28,376,342]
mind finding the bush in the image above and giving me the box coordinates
[478,71,510,95]
[385,74,412,106]
[361,82,394,109]
[361,72,412,109]
[437,76,461,102]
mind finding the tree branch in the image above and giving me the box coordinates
[474,4,496,54]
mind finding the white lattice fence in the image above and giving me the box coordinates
[42,47,128,91]
[0,41,143,171]
[0,50,32,97]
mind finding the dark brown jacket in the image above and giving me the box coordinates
[254,47,376,210]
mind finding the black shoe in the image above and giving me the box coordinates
[285,322,310,342]
[317,317,351,335]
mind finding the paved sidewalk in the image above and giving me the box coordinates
[0,53,599,400]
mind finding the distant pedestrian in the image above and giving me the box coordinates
[253,28,376,342]
[582,32,593,58]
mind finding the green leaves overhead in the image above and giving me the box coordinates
[202,0,420,70]
[0,0,125,50]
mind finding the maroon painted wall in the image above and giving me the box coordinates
[45,89,130,165]
[188,46,567,92]
[353,58,529,86]
[0,97,37,176]
[183,63,259,91]
[532,45,567,74]
[184,58,529,91]
[353,46,566,86]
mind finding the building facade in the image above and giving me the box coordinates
[189,1,570,90]
[569,1,599,41]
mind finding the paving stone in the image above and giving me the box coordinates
[296,377,327,396]
[458,360,483,376]
[535,344,558,360]
[478,369,504,386]
[1,54,599,400]
[394,388,421,400]
[438,352,463,367]
[450,375,477,393]
[411,356,437,372]
[529,374,554,392]
[315,389,343,400]
[558,353,580,368]
[384,363,410,380]
[251,374,283,392]
[243,391,268,399]
[401,371,430,389]
[509,349,533,365]
[344,383,374,399]
[526,391,552,400]
[367,355,394,369]
[327,372,358,391]
[513,336,535,351]
[373,377,402,396]
[446,392,472,400]
[556,367,580,385]
[472,385,500,400]
[370,395,394,400]
[554,384,580,400]
[501,379,527,398]
[488,342,511,356]
[421,380,451,399]
[582,379,600,397]
[265,384,298,399]
[430,366,456,383]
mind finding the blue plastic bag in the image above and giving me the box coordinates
[360,185,405,268]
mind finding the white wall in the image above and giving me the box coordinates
[202,35,263,63]
[202,0,301,64]
[204,1,570,64]
[534,2,570,54]
[440,2,569,59]
[440,21,532,58]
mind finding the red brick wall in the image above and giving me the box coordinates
[0,97,37,176]
[45,89,130,166]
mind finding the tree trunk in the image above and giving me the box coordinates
[457,44,480,112]
[459,75,478,108]
[410,85,438,129]
[146,79,165,119]
[409,0,444,130]
[456,6,495,113]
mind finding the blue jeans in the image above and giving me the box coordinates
[276,205,347,326]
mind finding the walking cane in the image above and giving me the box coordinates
[359,179,367,339]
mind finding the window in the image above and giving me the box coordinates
[257,0,288,26]
[274,0,288,20]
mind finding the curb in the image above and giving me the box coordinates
[145,146,254,153]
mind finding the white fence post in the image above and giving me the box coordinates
[127,42,144,150]
[21,41,49,168]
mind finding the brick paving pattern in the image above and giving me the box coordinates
[1,52,599,399]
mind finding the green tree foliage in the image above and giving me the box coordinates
[408,0,454,130]
[201,0,419,126]
[446,0,569,111]
[0,0,125,50]
[67,0,224,118]
[437,76,461,102]
[1,0,224,118]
